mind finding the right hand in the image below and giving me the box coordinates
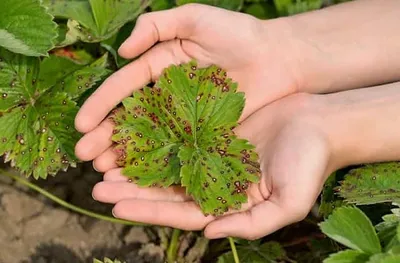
[75,4,303,163]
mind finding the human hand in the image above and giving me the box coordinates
[74,4,302,162]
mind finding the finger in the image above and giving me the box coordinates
[119,4,206,58]
[103,168,128,181]
[93,181,190,204]
[75,40,191,133]
[93,147,118,172]
[75,118,114,161]
[204,198,308,240]
[113,200,213,230]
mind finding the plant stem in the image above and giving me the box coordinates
[228,237,240,263]
[0,170,143,226]
[167,228,182,263]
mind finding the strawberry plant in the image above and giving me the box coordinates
[1,0,400,263]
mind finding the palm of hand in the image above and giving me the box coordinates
[91,94,331,239]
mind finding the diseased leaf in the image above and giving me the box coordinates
[43,0,150,43]
[323,250,370,263]
[319,206,381,254]
[217,241,286,263]
[176,0,244,11]
[0,48,108,179]
[338,163,400,205]
[112,62,260,216]
[0,0,57,56]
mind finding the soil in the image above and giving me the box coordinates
[0,162,166,263]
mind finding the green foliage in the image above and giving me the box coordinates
[217,240,287,263]
[320,172,344,217]
[338,163,400,205]
[320,206,381,254]
[273,0,322,16]
[0,49,108,179]
[324,250,370,263]
[376,204,400,251]
[320,206,400,263]
[42,0,150,44]
[0,0,57,56]
[176,0,244,11]
[112,62,260,216]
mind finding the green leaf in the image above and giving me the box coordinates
[0,0,57,56]
[151,0,176,11]
[242,2,278,19]
[338,163,400,205]
[112,62,260,215]
[176,0,244,11]
[319,206,381,254]
[43,0,150,43]
[217,241,286,263]
[319,172,344,217]
[379,255,400,263]
[273,0,322,16]
[376,204,400,251]
[0,48,108,179]
[323,250,370,263]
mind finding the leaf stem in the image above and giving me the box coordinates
[228,237,240,263]
[167,228,182,263]
[0,169,143,226]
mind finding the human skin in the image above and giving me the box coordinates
[74,0,400,239]
[91,81,400,239]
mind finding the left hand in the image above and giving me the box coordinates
[89,92,334,239]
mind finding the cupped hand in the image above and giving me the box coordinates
[75,3,302,161]
[89,93,335,240]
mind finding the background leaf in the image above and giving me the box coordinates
[0,48,108,179]
[176,0,244,11]
[217,241,286,263]
[43,0,150,43]
[0,0,57,56]
[319,206,381,254]
[323,250,370,263]
[338,163,400,205]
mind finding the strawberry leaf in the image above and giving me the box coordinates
[338,163,400,205]
[112,62,260,216]
[42,0,151,44]
[0,0,58,56]
[0,48,109,179]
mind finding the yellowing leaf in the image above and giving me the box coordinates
[112,62,260,216]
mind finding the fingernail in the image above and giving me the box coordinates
[91,192,97,201]
[112,209,118,218]
[92,162,99,172]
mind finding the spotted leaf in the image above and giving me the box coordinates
[42,0,151,44]
[338,163,400,205]
[112,62,260,216]
[0,48,108,179]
